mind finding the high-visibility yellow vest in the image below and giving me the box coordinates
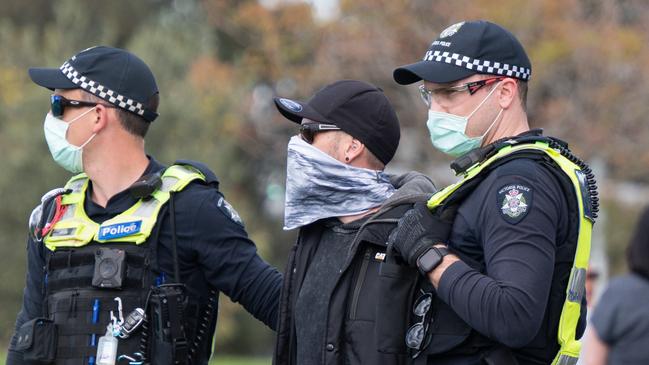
[427,140,594,365]
[43,164,205,251]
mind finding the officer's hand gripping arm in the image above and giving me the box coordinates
[387,202,456,267]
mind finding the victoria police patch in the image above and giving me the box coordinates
[497,184,533,224]
[218,197,244,226]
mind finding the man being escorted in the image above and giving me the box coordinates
[7,46,282,365]
[388,21,598,364]
[272,80,436,365]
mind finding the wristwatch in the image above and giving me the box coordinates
[416,246,449,276]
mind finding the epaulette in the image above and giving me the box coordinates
[173,159,220,188]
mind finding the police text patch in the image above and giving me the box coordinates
[98,220,142,240]
[497,184,533,224]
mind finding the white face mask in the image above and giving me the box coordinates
[426,81,503,157]
[283,136,395,230]
[43,107,97,173]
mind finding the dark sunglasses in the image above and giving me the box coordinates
[405,292,433,356]
[50,94,116,118]
[299,123,341,144]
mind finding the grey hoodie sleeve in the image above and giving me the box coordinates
[384,172,437,207]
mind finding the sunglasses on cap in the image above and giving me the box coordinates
[50,94,116,118]
[299,122,341,144]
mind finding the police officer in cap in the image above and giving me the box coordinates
[7,46,282,365]
[387,21,599,364]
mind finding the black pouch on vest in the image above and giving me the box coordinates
[148,284,189,365]
[375,246,419,355]
[15,317,57,364]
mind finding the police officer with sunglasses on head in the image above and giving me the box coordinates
[386,21,599,365]
[6,46,282,365]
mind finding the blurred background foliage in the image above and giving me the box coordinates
[1,0,648,358]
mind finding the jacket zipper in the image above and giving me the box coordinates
[349,248,372,320]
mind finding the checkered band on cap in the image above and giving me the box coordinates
[422,50,531,81]
[59,61,148,117]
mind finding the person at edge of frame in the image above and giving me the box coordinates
[272,79,437,365]
[6,46,282,365]
[583,206,649,365]
[386,20,599,365]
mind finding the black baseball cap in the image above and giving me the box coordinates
[29,46,159,122]
[394,20,531,85]
[274,80,400,165]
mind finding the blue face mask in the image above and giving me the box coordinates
[426,82,503,157]
[43,107,97,173]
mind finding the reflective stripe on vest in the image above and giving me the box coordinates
[43,164,205,251]
[426,141,592,364]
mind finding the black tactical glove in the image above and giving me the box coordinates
[387,201,457,267]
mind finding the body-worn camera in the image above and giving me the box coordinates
[92,248,126,289]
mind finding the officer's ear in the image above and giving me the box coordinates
[92,104,112,133]
[496,77,518,110]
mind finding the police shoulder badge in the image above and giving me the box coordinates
[218,196,244,226]
[497,183,533,224]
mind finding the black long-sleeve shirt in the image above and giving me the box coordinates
[7,158,282,364]
[438,156,570,349]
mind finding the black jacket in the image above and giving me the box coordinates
[273,172,436,365]
[7,158,282,365]
[422,133,588,365]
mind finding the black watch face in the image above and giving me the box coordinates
[418,248,442,274]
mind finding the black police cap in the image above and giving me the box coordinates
[274,80,400,165]
[29,46,159,122]
[394,20,532,85]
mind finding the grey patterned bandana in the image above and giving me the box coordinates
[284,136,395,230]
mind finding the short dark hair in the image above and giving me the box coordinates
[82,91,158,138]
[627,207,649,280]
[479,75,527,112]
[365,150,385,170]
[332,131,386,170]
[517,80,528,112]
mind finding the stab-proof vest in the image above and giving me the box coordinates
[423,138,597,365]
[41,164,207,365]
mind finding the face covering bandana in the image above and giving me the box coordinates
[44,107,97,174]
[426,81,503,157]
[283,135,395,230]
